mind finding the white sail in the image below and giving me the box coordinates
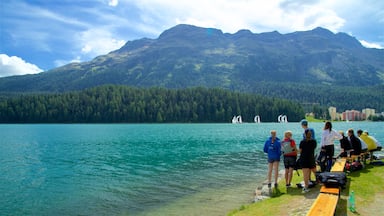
[237,115,242,123]
[278,115,288,123]
[232,115,242,124]
[254,115,261,123]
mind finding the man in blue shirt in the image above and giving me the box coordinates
[301,119,315,140]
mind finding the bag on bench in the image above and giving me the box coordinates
[317,172,347,188]
[345,160,363,172]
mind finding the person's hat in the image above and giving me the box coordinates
[300,119,308,126]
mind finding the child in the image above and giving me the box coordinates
[281,130,297,187]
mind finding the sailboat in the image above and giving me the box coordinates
[232,115,242,124]
[278,115,288,123]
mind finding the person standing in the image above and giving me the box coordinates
[300,119,315,140]
[320,121,342,172]
[263,130,281,188]
[281,130,297,188]
[299,129,317,193]
[300,119,316,180]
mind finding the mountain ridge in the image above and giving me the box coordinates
[0,24,383,111]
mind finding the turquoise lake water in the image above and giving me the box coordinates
[1,122,383,215]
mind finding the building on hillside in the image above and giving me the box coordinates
[336,113,343,121]
[328,106,337,121]
[362,108,375,120]
[343,110,363,121]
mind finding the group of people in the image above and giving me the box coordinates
[262,119,318,193]
[338,129,382,158]
[263,120,382,193]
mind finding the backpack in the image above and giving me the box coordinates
[345,161,363,172]
[282,140,295,155]
[317,172,347,188]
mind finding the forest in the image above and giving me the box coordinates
[0,85,305,123]
[248,82,384,112]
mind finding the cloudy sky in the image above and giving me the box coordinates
[1,0,383,77]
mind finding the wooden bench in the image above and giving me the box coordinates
[306,157,346,216]
[345,155,358,162]
[320,186,340,196]
[345,152,369,164]
[306,193,339,216]
[330,158,346,172]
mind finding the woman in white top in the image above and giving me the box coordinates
[321,121,342,172]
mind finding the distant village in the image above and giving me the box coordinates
[327,107,382,121]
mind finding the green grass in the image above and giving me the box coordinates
[305,116,325,122]
[228,161,384,216]
[227,170,307,216]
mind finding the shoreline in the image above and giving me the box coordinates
[230,156,384,216]
[254,169,287,202]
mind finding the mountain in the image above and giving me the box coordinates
[0,24,383,111]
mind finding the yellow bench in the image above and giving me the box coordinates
[330,158,346,172]
[306,158,345,216]
[306,193,339,216]
[345,152,369,164]
[320,185,340,196]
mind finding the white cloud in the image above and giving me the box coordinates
[130,0,347,34]
[108,0,119,7]
[2,0,382,71]
[78,29,126,56]
[359,40,383,49]
[0,54,43,77]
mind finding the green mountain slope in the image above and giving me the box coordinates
[0,24,383,111]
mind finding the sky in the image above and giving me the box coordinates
[1,0,383,78]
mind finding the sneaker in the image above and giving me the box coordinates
[267,183,271,188]
[286,184,291,188]
[302,188,310,193]
[274,183,278,188]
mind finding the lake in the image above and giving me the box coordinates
[1,122,383,215]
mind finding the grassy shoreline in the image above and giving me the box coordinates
[228,160,384,216]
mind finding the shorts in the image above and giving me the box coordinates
[284,156,297,169]
[268,158,280,163]
[301,159,316,169]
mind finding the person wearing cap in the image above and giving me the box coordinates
[300,119,315,140]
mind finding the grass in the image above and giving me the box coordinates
[227,170,308,216]
[305,116,325,122]
[228,161,384,216]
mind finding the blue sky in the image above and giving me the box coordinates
[1,0,383,77]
